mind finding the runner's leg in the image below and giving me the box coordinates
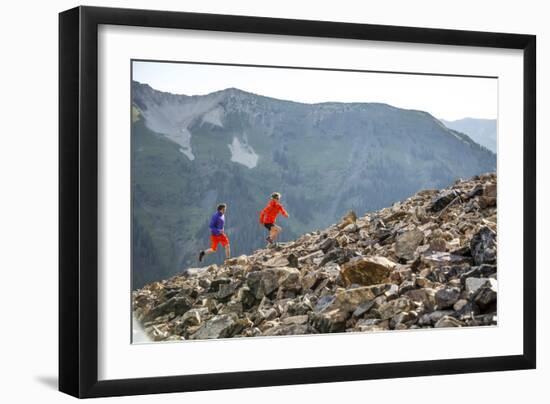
[270,225,281,241]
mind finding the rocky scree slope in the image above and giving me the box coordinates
[133,173,497,341]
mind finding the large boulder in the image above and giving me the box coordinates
[394,229,424,260]
[340,256,395,286]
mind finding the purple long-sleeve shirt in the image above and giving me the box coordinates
[209,211,225,235]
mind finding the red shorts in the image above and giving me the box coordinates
[210,233,229,251]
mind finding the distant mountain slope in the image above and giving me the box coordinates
[440,118,497,153]
[131,81,496,289]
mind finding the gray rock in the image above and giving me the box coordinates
[143,295,192,322]
[435,287,461,309]
[465,277,494,295]
[472,283,497,310]
[287,253,299,268]
[246,271,278,300]
[395,229,424,260]
[453,299,480,317]
[246,267,301,299]
[352,300,376,317]
[470,226,497,265]
[288,297,314,316]
[429,190,460,212]
[314,295,336,313]
[256,308,278,324]
[181,309,202,327]
[209,277,231,292]
[384,284,399,301]
[190,314,239,339]
[217,281,241,300]
[319,237,337,253]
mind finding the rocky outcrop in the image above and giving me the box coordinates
[133,173,497,341]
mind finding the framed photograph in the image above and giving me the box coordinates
[59,6,536,398]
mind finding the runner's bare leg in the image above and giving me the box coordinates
[270,225,281,241]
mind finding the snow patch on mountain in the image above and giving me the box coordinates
[228,137,258,168]
[137,92,224,160]
[179,147,195,160]
[201,106,224,127]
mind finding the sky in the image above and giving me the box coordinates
[132,60,497,121]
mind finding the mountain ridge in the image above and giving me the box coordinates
[440,117,497,153]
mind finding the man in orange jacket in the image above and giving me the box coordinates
[259,192,289,245]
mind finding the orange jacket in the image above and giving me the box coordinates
[259,199,289,224]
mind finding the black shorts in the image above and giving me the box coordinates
[264,223,275,230]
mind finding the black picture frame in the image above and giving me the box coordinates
[59,5,536,398]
